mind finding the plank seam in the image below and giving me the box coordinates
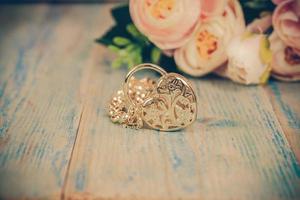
[60,106,85,200]
[262,86,300,164]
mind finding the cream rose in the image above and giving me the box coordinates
[129,0,202,50]
[174,0,245,76]
[216,33,272,85]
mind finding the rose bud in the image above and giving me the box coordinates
[270,32,300,81]
[129,0,202,50]
[273,0,300,50]
[215,33,272,85]
[174,0,245,76]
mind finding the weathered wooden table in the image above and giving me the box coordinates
[0,4,299,200]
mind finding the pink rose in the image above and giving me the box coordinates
[273,0,300,50]
[270,32,300,81]
[129,0,202,50]
[174,0,245,76]
[200,0,228,18]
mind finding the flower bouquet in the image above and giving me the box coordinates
[97,0,300,85]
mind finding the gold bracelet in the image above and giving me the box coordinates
[108,63,197,131]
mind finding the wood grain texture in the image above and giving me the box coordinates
[265,81,300,163]
[63,62,300,199]
[0,4,111,199]
[0,4,299,200]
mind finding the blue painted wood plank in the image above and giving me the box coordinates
[0,5,106,199]
[0,4,299,200]
[266,80,300,167]
[64,54,300,199]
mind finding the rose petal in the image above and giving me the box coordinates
[270,31,300,81]
[174,0,245,76]
[130,0,202,50]
[200,0,228,18]
[273,0,300,49]
[217,33,272,85]
[246,14,272,33]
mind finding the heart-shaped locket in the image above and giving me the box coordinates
[115,63,197,131]
[141,73,197,131]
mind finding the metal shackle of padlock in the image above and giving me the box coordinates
[109,63,197,131]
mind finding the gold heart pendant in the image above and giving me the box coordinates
[109,63,197,131]
[142,73,197,131]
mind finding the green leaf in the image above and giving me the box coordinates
[125,44,136,52]
[121,46,142,69]
[113,37,131,46]
[126,24,151,45]
[95,4,162,71]
[126,24,140,38]
[95,24,130,46]
[135,54,142,65]
[125,57,135,69]
[151,47,161,64]
[132,48,143,65]
[118,49,128,57]
[112,58,123,69]
[108,45,120,53]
